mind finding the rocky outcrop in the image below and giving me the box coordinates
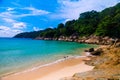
[91,48,103,56]
[61,43,120,80]
[35,35,119,45]
[63,69,120,80]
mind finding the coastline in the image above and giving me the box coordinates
[1,56,94,80]
[35,36,119,45]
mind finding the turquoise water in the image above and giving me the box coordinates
[0,38,98,77]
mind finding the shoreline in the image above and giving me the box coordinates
[0,55,91,77]
[1,56,83,77]
[1,56,94,80]
[0,38,99,79]
[35,36,119,45]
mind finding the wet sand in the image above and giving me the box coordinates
[2,57,94,80]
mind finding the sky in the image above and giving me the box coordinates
[0,0,120,37]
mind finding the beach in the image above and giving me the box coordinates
[2,56,94,80]
[0,1,119,80]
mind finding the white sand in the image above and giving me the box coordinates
[37,62,93,80]
[2,57,94,80]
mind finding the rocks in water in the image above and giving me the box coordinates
[91,48,103,56]
[84,50,89,52]
[63,56,69,59]
[85,48,103,56]
[89,48,94,52]
[84,48,94,52]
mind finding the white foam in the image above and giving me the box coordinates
[12,55,87,75]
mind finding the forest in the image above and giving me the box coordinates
[14,3,120,38]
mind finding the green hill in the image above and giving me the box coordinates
[14,3,120,39]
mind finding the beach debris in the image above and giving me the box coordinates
[63,56,69,59]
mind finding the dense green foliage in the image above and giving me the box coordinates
[14,3,120,38]
[14,31,41,38]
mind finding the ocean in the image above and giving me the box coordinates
[0,38,98,77]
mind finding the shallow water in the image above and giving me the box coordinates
[0,38,98,77]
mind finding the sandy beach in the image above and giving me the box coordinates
[2,56,94,80]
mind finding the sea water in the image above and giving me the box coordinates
[0,38,98,77]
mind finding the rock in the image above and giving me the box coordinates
[63,68,120,80]
[35,37,44,40]
[89,48,94,52]
[91,48,103,56]
[84,48,94,52]
[115,42,120,48]
[84,50,89,52]
[61,46,120,80]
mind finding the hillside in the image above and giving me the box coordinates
[14,3,120,39]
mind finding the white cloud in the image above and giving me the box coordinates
[49,26,54,29]
[3,18,16,23]
[53,0,120,19]
[0,26,23,37]
[7,7,14,11]
[13,22,26,29]
[33,27,40,31]
[0,11,15,18]
[13,30,23,33]
[0,26,10,31]
[22,7,50,16]
[3,18,27,29]
[63,18,73,24]
[0,7,50,18]
[0,7,50,20]
[0,6,50,37]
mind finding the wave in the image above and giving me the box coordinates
[2,55,86,78]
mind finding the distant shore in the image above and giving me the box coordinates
[1,56,94,80]
[35,35,119,45]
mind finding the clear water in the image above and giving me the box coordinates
[0,38,98,77]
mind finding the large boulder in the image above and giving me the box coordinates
[89,48,94,52]
[91,48,103,56]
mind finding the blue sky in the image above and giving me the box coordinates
[0,0,120,37]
